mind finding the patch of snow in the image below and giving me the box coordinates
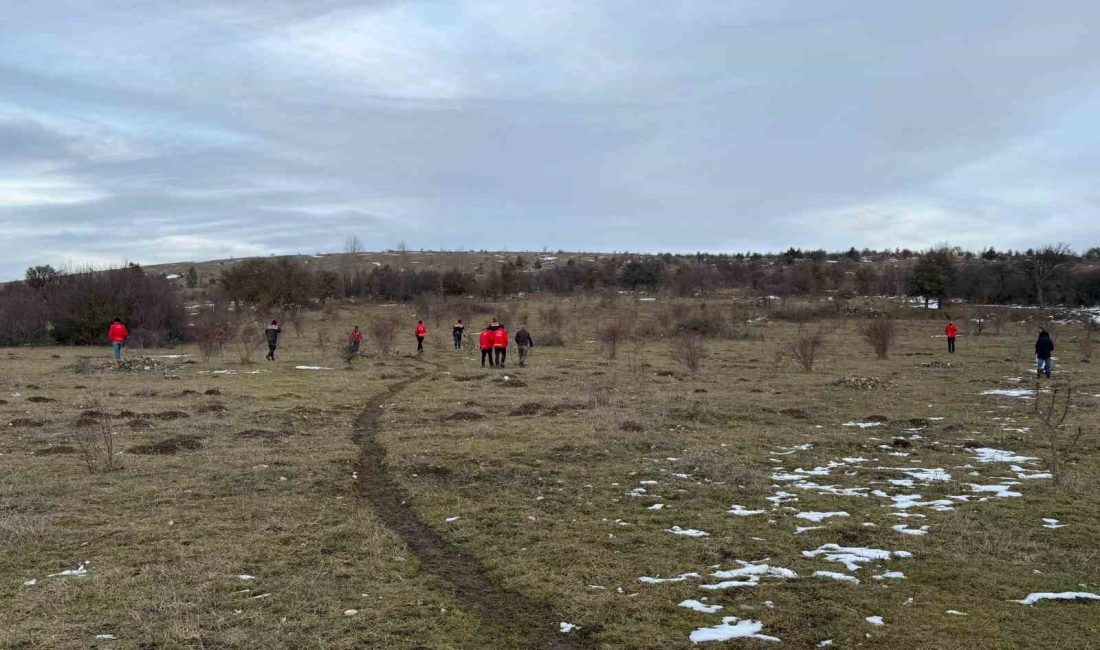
[892,524,930,536]
[796,511,849,523]
[773,443,813,455]
[47,563,88,578]
[1041,518,1067,529]
[639,572,700,585]
[560,622,579,633]
[946,610,968,616]
[679,599,723,613]
[728,505,767,516]
[689,617,780,644]
[237,575,255,581]
[667,526,709,537]
[873,571,907,580]
[980,389,1034,398]
[972,448,1038,464]
[445,516,460,523]
[813,571,860,584]
[969,484,1022,498]
[1013,592,1100,605]
[22,578,36,586]
[95,634,117,640]
[795,526,824,534]
[648,504,665,510]
[843,421,883,428]
[294,365,333,371]
[802,544,910,572]
[865,616,885,626]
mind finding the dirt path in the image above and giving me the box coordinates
[353,368,595,649]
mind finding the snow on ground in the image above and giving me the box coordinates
[980,389,1034,398]
[1013,592,1100,605]
[796,511,849,522]
[813,571,860,584]
[802,545,911,572]
[47,563,88,578]
[639,572,700,585]
[689,617,780,644]
[679,599,723,613]
[1041,518,1067,529]
[972,448,1039,464]
[294,365,333,371]
[727,505,767,516]
[666,526,709,537]
[865,616,885,626]
[843,421,883,428]
[559,622,579,633]
[892,524,930,536]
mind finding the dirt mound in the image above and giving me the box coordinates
[27,396,55,403]
[178,389,199,396]
[236,428,289,441]
[128,435,204,455]
[75,411,109,426]
[204,388,222,396]
[444,411,485,422]
[862,414,890,422]
[287,405,323,416]
[33,445,76,456]
[92,357,180,373]
[133,389,158,397]
[128,418,152,429]
[9,418,47,428]
[907,418,932,427]
[509,403,543,416]
[620,420,645,432]
[832,376,894,390]
[197,404,227,414]
[153,410,190,420]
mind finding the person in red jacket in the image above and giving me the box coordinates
[479,326,495,367]
[415,321,427,353]
[348,325,364,354]
[493,324,509,367]
[108,318,128,361]
[945,321,958,354]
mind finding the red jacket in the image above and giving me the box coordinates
[945,324,958,338]
[348,329,363,343]
[415,323,427,337]
[108,322,128,343]
[479,329,494,350]
[493,327,508,349]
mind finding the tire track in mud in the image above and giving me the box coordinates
[353,368,594,649]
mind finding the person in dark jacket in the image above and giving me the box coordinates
[515,327,533,367]
[1035,329,1055,378]
[453,320,465,349]
[265,320,281,361]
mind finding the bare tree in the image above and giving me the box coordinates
[599,319,629,360]
[76,403,121,474]
[1023,244,1073,307]
[669,332,704,375]
[369,317,400,355]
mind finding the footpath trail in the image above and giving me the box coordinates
[353,363,593,649]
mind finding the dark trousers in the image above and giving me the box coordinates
[518,346,529,366]
[417,336,424,352]
[947,337,955,354]
[481,349,494,366]
[454,333,462,349]
[351,341,360,354]
[494,347,506,365]
[266,343,277,360]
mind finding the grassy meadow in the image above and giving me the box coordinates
[2,295,1098,649]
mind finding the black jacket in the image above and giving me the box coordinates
[266,324,281,345]
[1035,333,1054,359]
[515,329,533,347]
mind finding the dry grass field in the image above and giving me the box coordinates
[2,296,1098,649]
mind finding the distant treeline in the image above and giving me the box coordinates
[1,246,1096,346]
[0,264,187,346]
[218,245,1100,309]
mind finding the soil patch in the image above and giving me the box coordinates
[197,404,228,414]
[832,376,894,390]
[509,402,543,416]
[128,435,205,455]
[236,429,289,441]
[154,411,190,420]
[444,411,485,422]
[27,396,55,403]
[33,445,76,456]
[354,373,593,649]
[9,418,47,428]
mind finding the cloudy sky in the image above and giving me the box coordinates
[2,0,1098,278]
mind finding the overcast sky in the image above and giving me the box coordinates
[2,1,1098,279]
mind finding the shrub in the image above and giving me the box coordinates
[599,319,629,360]
[861,319,897,359]
[337,338,358,367]
[670,332,704,374]
[789,327,827,372]
[76,403,121,474]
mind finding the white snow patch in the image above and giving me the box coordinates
[1013,592,1100,605]
[639,572,700,585]
[813,571,860,584]
[648,504,665,510]
[1041,518,1067,529]
[667,526,709,537]
[728,505,767,516]
[946,610,968,616]
[892,524,930,536]
[873,571,907,580]
[802,544,910,572]
[22,578,37,586]
[796,511,849,523]
[972,448,1038,464]
[679,599,723,613]
[795,526,824,534]
[865,616,885,626]
[968,484,1022,498]
[560,622,579,633]
[294,365,333,371]
[95,634,117,640]
[843,421,883,428]
[47,563,88,578]
[690,617,780,644]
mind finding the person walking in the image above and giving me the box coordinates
[515,326,534,367]
[415,320,427,354]
[265,320,281,360]
[1035,329,1055,378]
[348,325,364,354]
[479,325,495,367]
[453,319,465,349]
[108,318,128,362]
[945,321,958,354]
[493,322,509,367]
